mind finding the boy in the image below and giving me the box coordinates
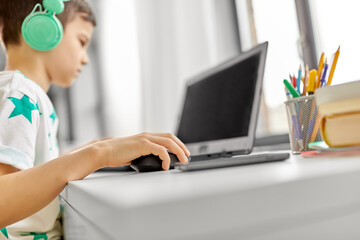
[0,0,190,239]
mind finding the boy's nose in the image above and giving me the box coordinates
[82,52,89,65]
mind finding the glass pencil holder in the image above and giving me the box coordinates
[284,95,323,154]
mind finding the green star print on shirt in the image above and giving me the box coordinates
[7,95,38,124]
[49,108,57,125]
[36,102,42,115]
[21,232,48,240]
[0,228,8,239]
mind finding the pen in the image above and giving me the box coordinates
[289,104,304,150]
[320,60,328,87]
[315,52,324,89]
[284,86,292,100]
[307,69,317,95]
[327,46,340,86]
[306,115,315,145]
[296,65,302,95]
[283,79,300,98]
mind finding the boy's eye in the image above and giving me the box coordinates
[79,39,88,47]
[80,40,86,47]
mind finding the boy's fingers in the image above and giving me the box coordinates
[150,133,190,156]
[144,142,171,170]
[145,136,188,163]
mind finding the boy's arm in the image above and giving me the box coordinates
[0,132,190,228]
[0,144,104,228]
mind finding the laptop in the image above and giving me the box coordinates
[175,42,289,171]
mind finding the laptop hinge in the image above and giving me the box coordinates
[190,150,250,162]
[220,151,233,158]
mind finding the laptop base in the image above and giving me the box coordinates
[175,152,290,171]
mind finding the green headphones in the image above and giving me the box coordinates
[21,0,69,51]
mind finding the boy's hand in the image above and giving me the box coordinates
[97,133,190,171]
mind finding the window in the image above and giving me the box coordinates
[248,0,302,135]
[310,0,360,84]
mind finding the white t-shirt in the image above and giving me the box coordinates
[0,71,62,240]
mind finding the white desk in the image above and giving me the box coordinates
[61,153,360,240]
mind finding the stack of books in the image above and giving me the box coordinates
[315,80,360,148]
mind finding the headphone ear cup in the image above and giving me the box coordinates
[22,12,63,51]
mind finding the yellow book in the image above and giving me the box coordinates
[321,112,360,148]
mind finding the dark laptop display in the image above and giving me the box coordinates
[177,52,260,144]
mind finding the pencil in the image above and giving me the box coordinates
[315,53,324,89]
[326,46,340,86]
[306,100,316,144]
[302,65,309,96]
[292,75,297,88]
[310,114,321,143]
[296,65,302,95]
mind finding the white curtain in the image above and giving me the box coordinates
[135,0,241,133]
[99,0,142,137]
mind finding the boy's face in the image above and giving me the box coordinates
[45,13,94,87]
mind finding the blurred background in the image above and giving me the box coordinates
[1,0,359,152]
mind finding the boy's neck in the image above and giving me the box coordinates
[5,44,51,92]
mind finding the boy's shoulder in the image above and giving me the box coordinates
[0,70,45,103]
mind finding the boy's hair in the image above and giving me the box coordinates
[0,0,96,48]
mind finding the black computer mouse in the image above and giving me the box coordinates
[130,153,183,172]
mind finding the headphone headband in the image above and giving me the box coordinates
[43,0,64,14]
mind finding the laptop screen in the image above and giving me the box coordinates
[177,48,262,144]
